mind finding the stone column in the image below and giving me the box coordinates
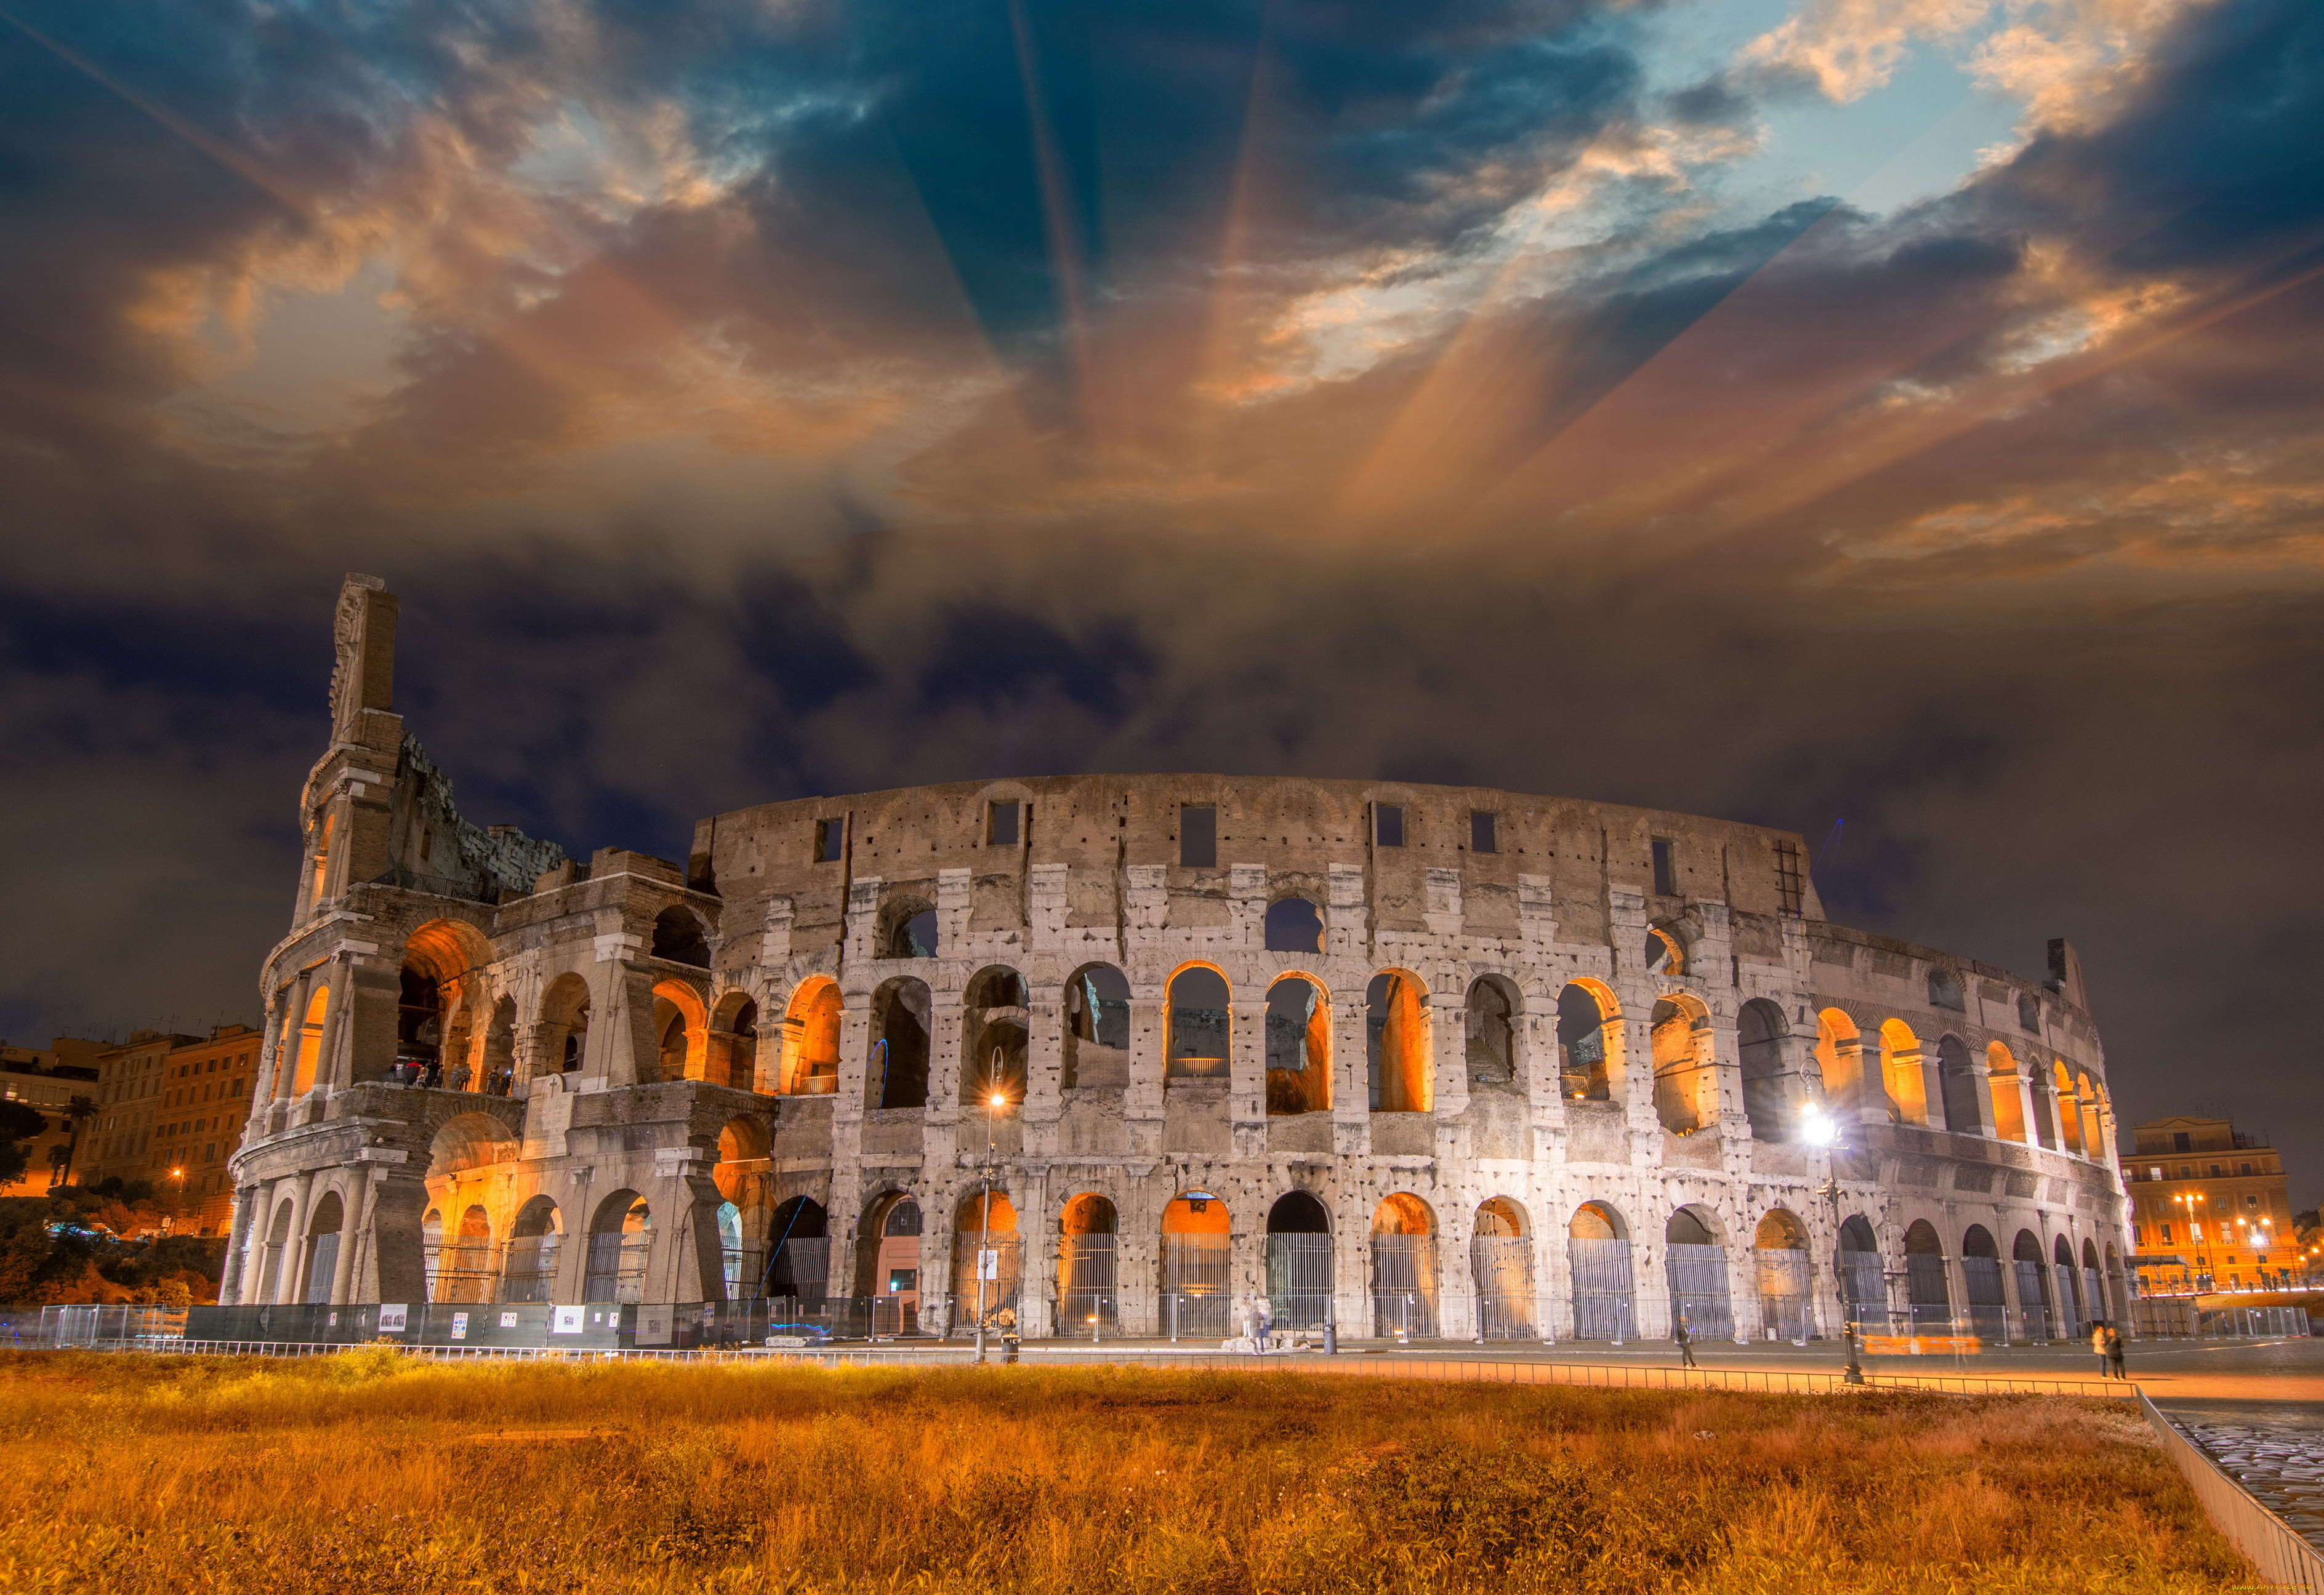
[1229,998,1266,1159]
[1124,992,1165,1158]
[273,1170,317,1305]
[1018,1165,1053,1339]
[219,1184,261,1304]
[1332,998,1370,1157]
[367,1165,432,1305]
[330,1175,368,1304]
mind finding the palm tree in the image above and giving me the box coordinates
[57,1095,95,1187]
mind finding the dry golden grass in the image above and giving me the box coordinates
[0,1349,2246,1594]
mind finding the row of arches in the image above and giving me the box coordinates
[1813,1010,2112,1154]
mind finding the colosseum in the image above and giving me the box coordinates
[206,574,2134,1348]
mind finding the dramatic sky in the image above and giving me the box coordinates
[4,0,2320,1197]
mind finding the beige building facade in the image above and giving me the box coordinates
[2124,1116,2293,1291]
[220,576,2133,1340]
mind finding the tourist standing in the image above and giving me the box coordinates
[2106,1326,2128,1380]
[1675,1313,1698,1369]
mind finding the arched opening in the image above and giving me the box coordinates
[422,1208,444,1297]
[301,1191,345,1304]
[651,979,709,1083]
[709,993,758,1092]
[868,979,931,1111]
[1753,1210,1813,1341]
[2027,1060,2059,1147]
[1265,976,1330,1115]
[257,1198,296,1302]
[1936,1036,1984,1135]
[1644,925,1685,976]
[1366,970,1429,1113]
[1058,1193,1119,1334]
[1061,964,1130,1090]
[541,973,592,1077]
[2077,1072,2104,1160]
[1472,1197,1534,1340]
[1737,998,1788,1139]
[1265,1191,1332,1330]
[2052,1061,2083,1154]
[2012,1229,2056,1340]
[1651,994,1714,1134]
[428,1203,494,1303]
[712,1116,771,1298]
[1959,1225,2006,1339]
[1567,1202,1635,1340]
[951,1189,1021,1338]
[1836,1215,1885,1332]
[1813,1008,1862,1119]
[396,918,494,1088]
[1166,966,1230,1080]
[960,966,1029,1107]
[1465,978,1517,1090]
[1264,896,1324,953]
[482,996,517,1095]
[291,986,330,1096]
[2081,1237,2106,1327]
[583,1191,651,1304]
[1556,982,1617,1101]
[650,906,710,968]
[1903,1219,1950,1330]
[764,1196,830,1308]
[501,1197,561,1303]
[396,965,444,1085]
[1880,1019,1927,1126]
[1160,1191,1230,1338]
[1666,1206,1734,1340]
[1984,1043,2026,1143]
[1369,1194,1437,1338]
[880,898,938,959]
[856,1194,922,1334]
[2053,1232,2086,1335]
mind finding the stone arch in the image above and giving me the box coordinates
[1160,1189,1230,1338]
[1263,895,1324,954]
[1753,1208,1814,1340]
[1471,1196,1533,1340]
[1369,1193,1438,1338]
[258,1196,297,1302]
[1567,1201,1636,1340]
[1265,974,1330,1115]
[1984,1042,2026,1143]
[650,905,710,968]
[502,1195,561,1303]
[868,978,931,1110]
[1879,1018,1927,1125]
[584,1190,651,1303]
[879,893,938,959]
[1366,968,1430,1113]
[300,1189,345,1304]
[2052,1060,2083,1154]
[1268,1190,1332,1232]
[2075,1071,2104,1159]
[1836,1214,1884,1328]
[1737,997,1789,1139]
[428,1202,494,1303]
[854,1191,923,1314]
[428,1111,518,1177]
[1936,1035,1984,1135]
[1555,979,1620,1100]
[2012,1228,2056,1338]
[1813,1008,1862,1119]
[397,917,494,1087]
[1666,1203,1733,1338]
[951,1187,1021,1336]
[651,977,710,1083]
[539,972,592,1077]
[1464,975,1519,1091]
[1058,1192,1120,1333]
[1650,992,1715,1134]
[780,976,842,1096]
[765,1195,830,1303]
[708,989,759,1093]
[290,984,330,1095]
[960,965,1030,1107]
[1166,964,1231,1080]
[1061,963,1130,1090]
[1570,1200,1629,1241]
[1644,923,1686,977]
[1903,1218,1950,1329]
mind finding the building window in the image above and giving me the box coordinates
[2173,1132,2191,1152]
[2210,1164,2224,1178]
[1775,840,1804,917]
[1651,838,1675,897]
[814,818,845,863]
[986,800,1021,846]
[2240,1162,2254,1176]
[1375,804,1404,848]
[1180,805,1216,868]
[1470,811,1497,854]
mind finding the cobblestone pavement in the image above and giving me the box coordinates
[2174,1412,2324,1552]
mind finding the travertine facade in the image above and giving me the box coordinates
[222,576,2134,1340]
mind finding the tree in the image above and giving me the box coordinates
[0,1102,47,1186]
[57,1095,95,1186]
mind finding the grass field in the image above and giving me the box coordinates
[0,1350,2246,1594]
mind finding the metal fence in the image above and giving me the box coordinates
[1470,1236,1537,1340]
[1267,1234,1332,1331]
[2141,1390,2324,1594]
[1567,1237,1636,1341]
[1370,1235,1438,1339]
[1755,1249,1815,1342]
[1061,1234,1119,1333]
[1160,1235,1230,1338]
[1665,1243,1734,1340]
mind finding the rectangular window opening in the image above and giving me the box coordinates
[1775,840,1804,917]
[987,800,1021,847]
[814,817,845,863]
[1651,838,1676,897]
[1470,811,1497,853]
[1375,804,1404,848]
[1180,805,1217,868]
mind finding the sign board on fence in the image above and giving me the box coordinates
[636,1306,672,1346]
[551,1305,585,1335]
[377,1304,408,1333]
[500,1312,519,1328]
[978,1249,1000,1281]
[450,1312,468,1341]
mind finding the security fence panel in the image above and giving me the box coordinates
[584,1234,649,1303]
[1061,1234,1119,1333]
[2083,1266,2107,1325]
[302,1234,339,1304]
[1370,1235,1439,1338]
[2012,1259,2053,1339]
[1567,1237,1636,1341]
[721,1243,768,1303]
[1267,1234,1333,1330]
[1161,1234,1231,1338]
[1665,1243,1735,1340]
[426,1241,498,1304]
[951,1232,1023,1336]
[1961,1256,2008,1340]
[1470,1235,1536,1340]
[766,1237,830,1306]
[1755,1248,1814,1341]
[2054,1263,2085,1336]
[1904,1253,1952,1332]
[1836,1249,1888,1332]
[499,1235,559,1303]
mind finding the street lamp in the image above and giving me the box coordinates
[973,1074,1003,1365]
[2174,1192,2211,1292]
[1802,1105,1864,1386]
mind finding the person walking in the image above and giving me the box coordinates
[2091,1320,2109,1376]
[1675,1312,1699,1370]
[2106,1325,2128,1381]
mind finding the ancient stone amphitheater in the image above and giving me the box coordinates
[214,576,2133,1346]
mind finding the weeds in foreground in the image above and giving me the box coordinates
[0,1352,2245,1594]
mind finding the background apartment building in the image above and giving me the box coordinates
[2123,1115,2293,1291]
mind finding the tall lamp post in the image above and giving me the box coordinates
[2174,1192,2210,1292]
[973,1066,1003,1365]
[1803,1105,1864,1386]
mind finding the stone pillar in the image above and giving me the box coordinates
[219,1184,261,1304]
[1018,1167,1053,1339]
[1125,992,1165,1157]
[368,1165,432,1305]
[330,1175,368,1304]
[340,957,401,1088]
[1023,984,1063,1159]
[1229,998,1266,1159]
[273,1170,317,1304]
[551,1170,598,1303]
[1332,998,1370,1157]
[652,1155,725,1304]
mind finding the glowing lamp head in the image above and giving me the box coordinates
[1801,1106,1835,1148]
[990,1091,1006,1108]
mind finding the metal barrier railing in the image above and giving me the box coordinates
[2141,1390,2324,1593]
